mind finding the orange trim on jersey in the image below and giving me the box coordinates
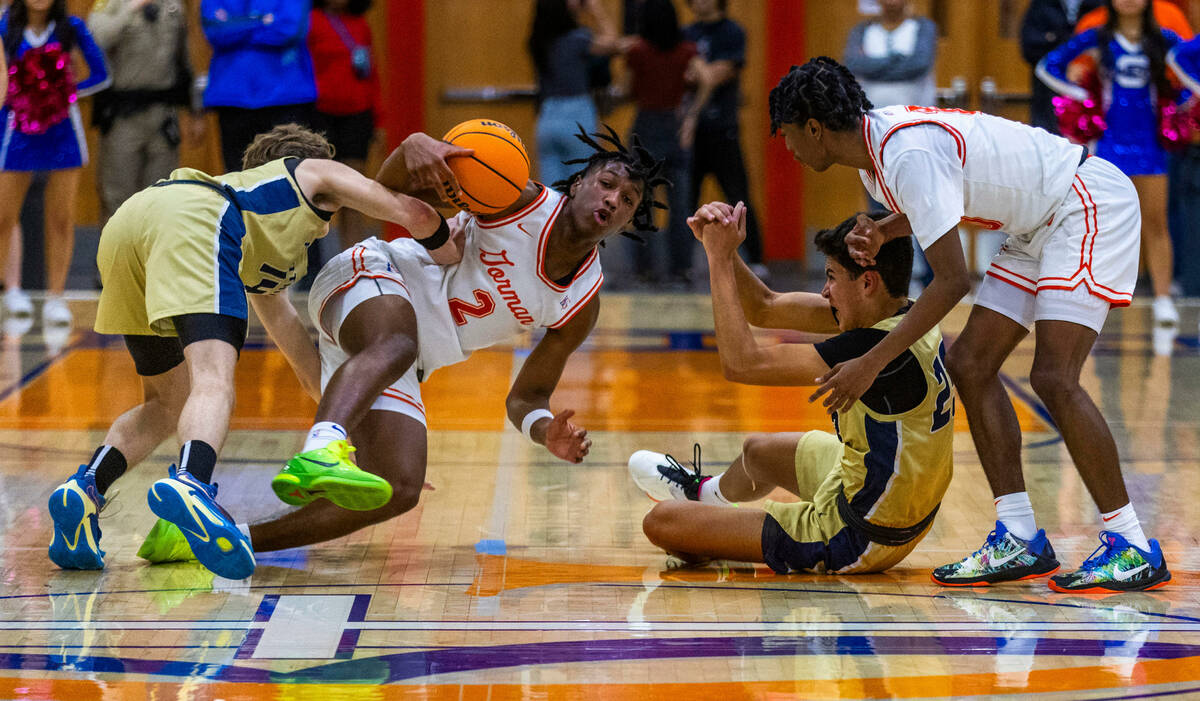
[986,270,1037,294]
[961,216,1004,230]
[476,186,549,229]
[380,387,426,416]
[536,195,598,292]
[862,117,902,213]
[1030,175,1131,306]
[316,270,409,342]
[879,119,967,166]
[991,264,1038,287]
[547,273,604,329]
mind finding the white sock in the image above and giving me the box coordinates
[1100,504,1150,552]
[237,522,253,548]
[302,421,348,453]
[995,492,1037,541]
[699,474,732,506]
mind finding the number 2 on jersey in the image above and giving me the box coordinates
[448,290,495,325]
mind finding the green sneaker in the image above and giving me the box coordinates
[273,439,393,511]
[136,518,197,563]
[1049,532,1171,593]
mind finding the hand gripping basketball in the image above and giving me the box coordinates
[441,119,531,214]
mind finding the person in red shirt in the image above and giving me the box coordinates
[309,0,383,248]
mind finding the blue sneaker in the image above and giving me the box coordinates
[931,521,1060,586]
[48,465,106,569]
[147,466,255,579]
[1049,532,1171,593]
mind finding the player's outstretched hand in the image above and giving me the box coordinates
[809,355,881,415]
[846,213,884,267]
[545,409,591,464]
[401,133,474,205]
[686,201,736,242]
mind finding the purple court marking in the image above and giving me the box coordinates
[252,595,280,622]
[2,635,1199,684]
[233,629,263,660]
[335,630,361,660]
[348,594,371,622]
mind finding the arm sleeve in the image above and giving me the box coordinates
[1035,28,1097,101]
[881,132,964,249]
[71,17,111,97]
[1168,38,1200,96]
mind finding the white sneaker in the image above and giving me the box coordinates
[1152,296,1179,328]
[628,448,705,502]
[42,296,72,327]
[4,288,32,317]
[1153,326,1177,356]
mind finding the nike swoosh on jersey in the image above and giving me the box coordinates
[517,223,534,237]
[1112,562,1150,581]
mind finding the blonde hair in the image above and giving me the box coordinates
[241,123,335,170]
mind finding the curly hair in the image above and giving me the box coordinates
[553,124,670,238]
[769,57,874,135]
[241,124,335,170]
[814,212,912,298]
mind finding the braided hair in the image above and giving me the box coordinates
[553,124,670,241]
[769,57,873,135]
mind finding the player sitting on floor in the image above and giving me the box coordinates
[629,205,953,574]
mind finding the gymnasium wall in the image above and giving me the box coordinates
[66,1,1047,261]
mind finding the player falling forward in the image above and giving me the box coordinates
[47,124,454,579]
[137,125,668,559]
[630,206,953,574]
[768,57,1168,592]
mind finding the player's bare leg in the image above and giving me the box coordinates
[642,502,768,564]
[715,433,805,502]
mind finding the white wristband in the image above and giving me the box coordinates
[521,409,554,442]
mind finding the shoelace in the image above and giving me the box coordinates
[968,528,1005,561]
[1080,533,1120,569]
[658,443,703,484]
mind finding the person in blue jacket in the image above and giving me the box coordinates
[1037,0,1184,326]
[201,0,317,173]
[0,0,109,331]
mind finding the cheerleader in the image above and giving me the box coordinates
[1037,0,1183,326]
[0,0,108,329]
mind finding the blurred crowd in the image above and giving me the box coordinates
[2,0,1200,334]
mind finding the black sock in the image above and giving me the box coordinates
[178,440,217,483]
[84,445,127,496]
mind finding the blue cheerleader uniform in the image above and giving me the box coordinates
[1037,28,1183,176]
[0,16,109,172]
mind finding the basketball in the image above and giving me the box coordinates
[441,119,530,214]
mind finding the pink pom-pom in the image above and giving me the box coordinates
[1160,100,1200,150]
[7,43,76,135]
[1053,95,1107,144]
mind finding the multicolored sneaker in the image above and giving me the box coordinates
[931,521,1060,586]
[1049,532,1171,593]
[48,465,106,570]
[147,466,255,580]
[272,440,392,511]
[136,518,197,564]
[628,444,707,502]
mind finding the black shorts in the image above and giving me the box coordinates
[123,313,248,376]
[760,513,870,575]
[314,109,375,162]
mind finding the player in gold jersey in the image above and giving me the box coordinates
[629,204,953,573]
[47,124,459,579]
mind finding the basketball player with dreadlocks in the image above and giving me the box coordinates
[136,124,668,559]
[763,56,1169,592]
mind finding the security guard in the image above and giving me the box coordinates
[88,0,199,222]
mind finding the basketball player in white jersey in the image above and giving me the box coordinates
[758,57,1169,592]
[134,125,667,559]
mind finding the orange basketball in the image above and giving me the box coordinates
[441,119,530,214]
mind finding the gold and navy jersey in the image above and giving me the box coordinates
[159,157,334,298]
[814,305,955,531]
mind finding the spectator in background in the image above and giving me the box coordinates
[201,0,317,174]
[89,0,202,224]
[527,0,619,188]
[843,0,937,293]
[1077,0,1193,35]
[683,0,766,283]
[621,0,699,286]
[1166,36,1200,296]
[1021,0,1105,134]
[0,0,109,329]
[309,0,383,249]
[1039,0,1185,327]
